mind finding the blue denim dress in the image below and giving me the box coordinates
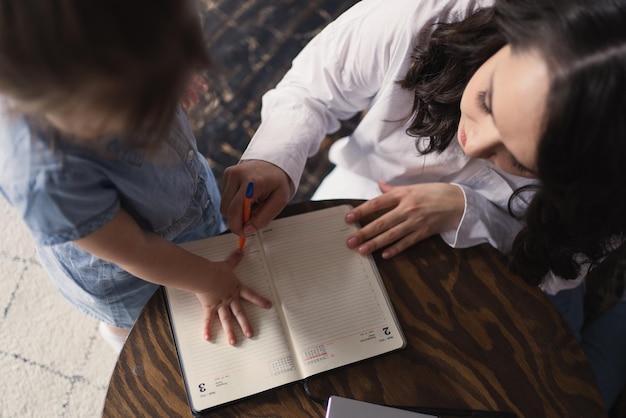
[0,107,225,328]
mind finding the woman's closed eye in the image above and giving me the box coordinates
[509,154,537,177]
[477,91,491,114]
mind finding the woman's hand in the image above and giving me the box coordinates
[345,181,465,259]
[195,249,272,345]
[220,160,292,236]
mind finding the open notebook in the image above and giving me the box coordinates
[164,205,406,414]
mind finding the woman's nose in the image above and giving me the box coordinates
[463,125,501,161]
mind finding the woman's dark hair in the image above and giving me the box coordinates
[402,0,626,285]
[400,1,504,153]
[502,0,626,284]
[0,0,209,146]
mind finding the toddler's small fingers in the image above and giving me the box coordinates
[218,305,237,345]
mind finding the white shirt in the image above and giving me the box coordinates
[242,0,536,252]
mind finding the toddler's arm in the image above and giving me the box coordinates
[73,209,271,345]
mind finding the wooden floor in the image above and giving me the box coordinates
[189,0,360,201]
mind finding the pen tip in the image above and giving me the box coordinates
[245,181,254,198]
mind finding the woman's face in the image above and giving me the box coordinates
[458,45,550,178]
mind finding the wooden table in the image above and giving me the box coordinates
[103,200,607,418]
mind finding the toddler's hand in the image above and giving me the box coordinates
[194,249,272,345]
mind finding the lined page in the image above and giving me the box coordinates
[259,205,405,377]
[165,233,299,413]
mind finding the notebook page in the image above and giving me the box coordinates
[259,205,405,377]
[165,233,300,413]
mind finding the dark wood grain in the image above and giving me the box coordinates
[103,200,607,418]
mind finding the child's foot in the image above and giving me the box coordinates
[98,322,130,354]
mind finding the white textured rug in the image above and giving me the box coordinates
[0,197,118,417]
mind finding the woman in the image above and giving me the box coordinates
[220,0,626,409]
[221,0,534,261]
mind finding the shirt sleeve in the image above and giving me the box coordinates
[540,269,587,296]
[440,184,525,252]
[18,164,120,245]
[241,0,419,195]
[439,163,536,252]
[539,239,624,295]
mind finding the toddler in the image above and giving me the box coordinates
[0,0,270,352]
